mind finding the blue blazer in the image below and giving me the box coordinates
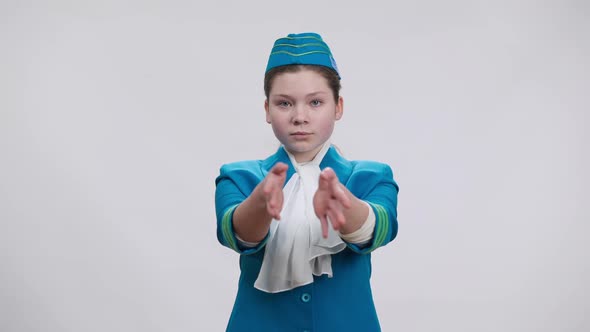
[215,146,399,332]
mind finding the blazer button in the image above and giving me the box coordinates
[301,293,311,303]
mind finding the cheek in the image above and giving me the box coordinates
[268,111,287,125]
[270,117,290,136]
[317,118,336,135]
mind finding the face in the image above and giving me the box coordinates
[265,69,343,163]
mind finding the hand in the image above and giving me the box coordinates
[260,162,288,220]
[313,167,352,238]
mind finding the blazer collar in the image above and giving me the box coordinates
[262,145,353,185]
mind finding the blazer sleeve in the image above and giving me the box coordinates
[214,162,269,255]
[344,162,399,254]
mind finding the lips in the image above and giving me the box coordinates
[290,132,312,140]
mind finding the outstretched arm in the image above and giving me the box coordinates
[232,162,288,243]
[313,167,370,238]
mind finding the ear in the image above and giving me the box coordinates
[335,96,344,120]
[264,99,271,123]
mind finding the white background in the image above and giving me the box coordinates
[1,1,588,331]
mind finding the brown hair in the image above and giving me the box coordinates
[264,65,341,103]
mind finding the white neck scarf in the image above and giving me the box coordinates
[254,142,346,293]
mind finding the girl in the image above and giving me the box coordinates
[214,32,399,332]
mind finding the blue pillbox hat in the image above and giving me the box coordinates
[265,32,341,79]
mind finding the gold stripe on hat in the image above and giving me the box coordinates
[270,50,331,57]
[273,43,330,51]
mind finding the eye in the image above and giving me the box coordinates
[310,99,322,107]
[276,100,292,108]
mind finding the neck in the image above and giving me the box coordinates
[285,141,331,166]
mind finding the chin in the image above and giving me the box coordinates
[286,142,315,153]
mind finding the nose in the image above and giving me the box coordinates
[292,104,309,125]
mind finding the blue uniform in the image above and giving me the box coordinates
[215,146,399,332]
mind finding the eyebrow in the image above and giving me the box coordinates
[271,91,328,99]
